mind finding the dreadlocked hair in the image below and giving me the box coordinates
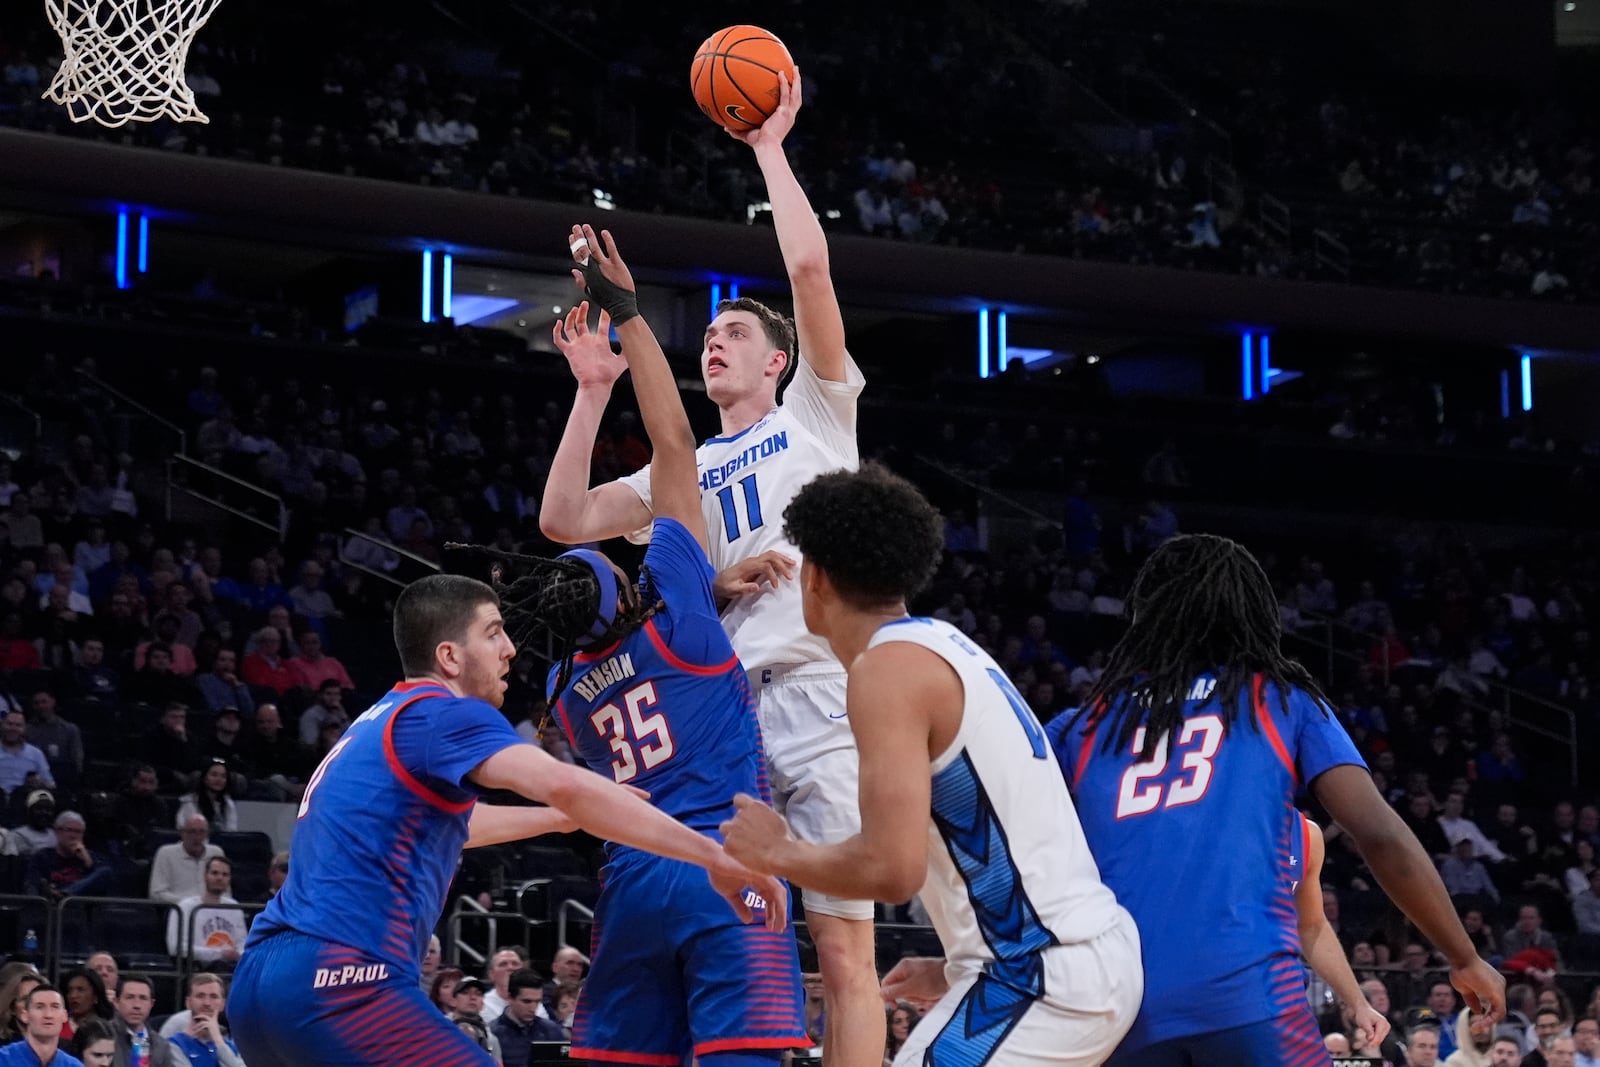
[444,543,663,705]
[1082,533,1331,761]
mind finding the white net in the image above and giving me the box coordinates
[43,0,224,127]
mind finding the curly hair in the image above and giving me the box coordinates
[1079,533,1332,761]
[782,463,944,607]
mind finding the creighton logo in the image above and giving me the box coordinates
[313,964,390,989]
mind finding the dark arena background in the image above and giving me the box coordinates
[0,0,1597,1060]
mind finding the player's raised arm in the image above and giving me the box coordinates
[1295,818,1391,1047]
[539,228,653,545]
[566,224,708,555]
[729,70,847,383]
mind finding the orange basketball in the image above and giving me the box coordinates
[690,26,796,133]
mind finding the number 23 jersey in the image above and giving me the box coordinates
[620,354,864,674]
[1047,677,1365,1052]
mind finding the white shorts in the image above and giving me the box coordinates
[753,664,873,923]
[895,911,1143,1067]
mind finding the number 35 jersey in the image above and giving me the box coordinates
[868,617,1126,977]
[1047,676,1365,1052]
[620,354,864,674]
[551,518,771,855]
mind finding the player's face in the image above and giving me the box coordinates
[456,602,517,708]
[702,311,779,407]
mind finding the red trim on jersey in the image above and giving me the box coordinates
[382,689,476,815]
[695,1037,810,1056]
[1253,674,1297,785]
[1299,813,1313,868]
[391,679,445,692]
[1072,721,1097,788]
[570,1049,680,1066]
[644,618,737,676]
[551,698,579,751]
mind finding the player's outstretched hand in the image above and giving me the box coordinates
[880,957,948,1010]
[568,223,636,300]
[714,550,796,600]
[551,301,624,390]
[707,852,789,933]
[1347,998,1390,1049]
[1449,957,1506,1025]
[727,69,801,151]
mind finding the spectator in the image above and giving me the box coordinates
[0,710,52,794]
[134,616,198,675]
[287,561,340,622]
[204,708,251,783]
[1527,1009,1570,1067]
[1572,1018,1598,1067]
[1504,906,1561,963]
[149,814,224,904]
[385,485,431,542]
[242,627,298,695]
[543,945,585,1017]
[214,558,289,616]
[69,1017,116,1066]
[450,977,502,1063]
[253,851,289,907]
[289,630,353,692]
[431,968,465,1015]
[24,811,112,900]
[111,973,183,1067]
[60,966,114,1043]
[25,690,83,792]
[1441,838,1501,904]
[493,969,567,1067]
[885,1003,921,1064]
[1412,1024,1444,1067]
[85,953,117,1003]
[197,649,254,717]
[480,946,530,1025]
[239,704,305,800]
[144,702,204,792]
[166,858,246,969]
[13,790,58,854]
[0,613,42,672]
[1440,793,1507,862]
[125,644,202,708]
[297,680,347,747]
[110,764,168,859]
[66,638,119,704]
[175,760,239,834]
[420,935,442,995]
[160,973,244,1067]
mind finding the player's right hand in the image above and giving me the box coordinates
[1449,957,1506,1025]
[714,550,796,600]
[707,853,789,933]
[880,957,948,1009]
[551,302,625,390]
[1347,998,1390,1049]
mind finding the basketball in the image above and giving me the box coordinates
[690,26,796,133]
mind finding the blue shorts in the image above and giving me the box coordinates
[228,928,495,1067]
[573,851,806,1064]
[1106,1008,1330,1067]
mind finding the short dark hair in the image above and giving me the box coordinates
[715,297,797,390]
[118,972,154,998]
[393,574,501,676]
[1537,1007,1563,1021]
[22,982,60,1008]
[205,855,232,873]
[782,464,944,608]
[507,967,543,999]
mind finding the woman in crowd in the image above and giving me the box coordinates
[60,966,115,1043]
[69,1018,118,1066]
[176,758,239,833]
[0,963,41,1046]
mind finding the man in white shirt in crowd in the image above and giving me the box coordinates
[150,814,225,904]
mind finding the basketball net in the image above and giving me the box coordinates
[43,0,224,127]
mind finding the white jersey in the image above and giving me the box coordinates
[621,354,864,672]
[868,617,1124,971]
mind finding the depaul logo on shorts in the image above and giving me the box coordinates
[312,964,390,989]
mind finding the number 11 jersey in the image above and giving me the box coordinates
[619,355,864,674]
[1048,676,1365,1055]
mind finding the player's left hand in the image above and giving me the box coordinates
[726,68,801,150]
[1347,998,1390,1049]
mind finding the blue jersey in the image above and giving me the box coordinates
[1048,675,1364,1054]
[246,682,523,978]
[551,518,769,850]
